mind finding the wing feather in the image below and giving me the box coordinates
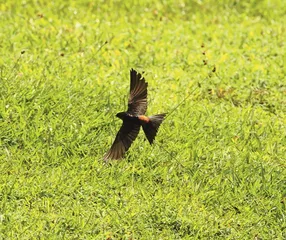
[127,69,148,115]
[104,121,140,160]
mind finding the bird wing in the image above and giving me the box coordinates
[104,121,141,160]
[127,69,148,115]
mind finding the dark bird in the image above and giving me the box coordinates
[104,69,166,160]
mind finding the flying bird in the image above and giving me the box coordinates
[104,69,166,160]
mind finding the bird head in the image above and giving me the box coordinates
[116,112,126,120]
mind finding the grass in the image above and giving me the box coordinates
[0,0,285,239]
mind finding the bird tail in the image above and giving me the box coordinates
[142,113,166,144]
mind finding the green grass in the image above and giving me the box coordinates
[0,0,285,239]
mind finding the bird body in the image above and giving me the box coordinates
[116,112,150,124]
[104,69,166,160]
[138,115,150,123]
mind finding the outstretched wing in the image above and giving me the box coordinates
[127,69,148,115]
[104,121,141,160]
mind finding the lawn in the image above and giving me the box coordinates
[0,0,285,239]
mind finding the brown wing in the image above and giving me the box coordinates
[127,69,148,115]
[104,121,141,160]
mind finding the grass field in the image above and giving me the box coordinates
[0,0,285,239]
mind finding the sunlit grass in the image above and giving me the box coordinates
[0,0,285,239]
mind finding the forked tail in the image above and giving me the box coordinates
[142,113,166,144]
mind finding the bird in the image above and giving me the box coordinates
[104,69,166,160]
